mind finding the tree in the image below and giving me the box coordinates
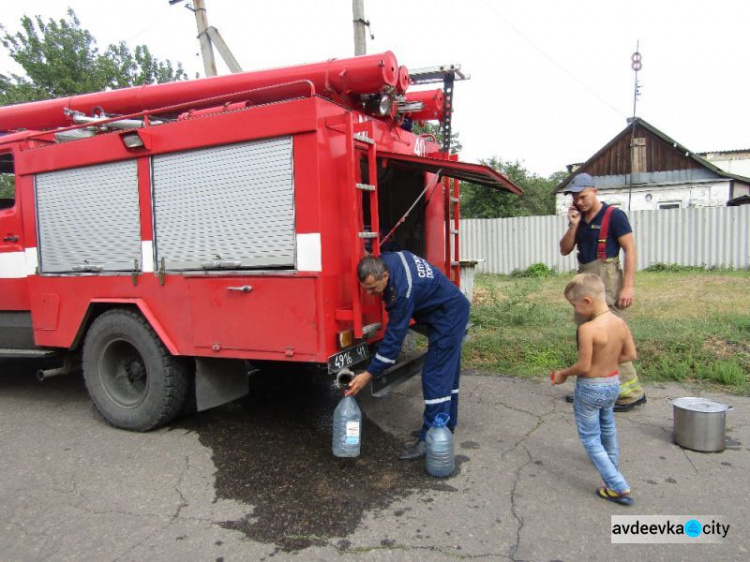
[0,173,12,199]
[460,157,565,218]
[408,121,561,219]
[0,9,187,106]
[409,120,462,155]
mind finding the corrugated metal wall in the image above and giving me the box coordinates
[460,206,750,274]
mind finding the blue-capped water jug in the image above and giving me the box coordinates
[425,413,454,477]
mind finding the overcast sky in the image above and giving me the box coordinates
[2,0,749,177]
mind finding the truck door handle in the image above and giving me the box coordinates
[202,260,242,269]
[227,285,253,293]
[3,235,18,242]
[71,264,104,272]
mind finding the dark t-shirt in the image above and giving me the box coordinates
[575,203,632,264]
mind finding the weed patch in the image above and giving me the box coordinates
[465,270,750,394]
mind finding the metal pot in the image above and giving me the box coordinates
[669,397,733,453]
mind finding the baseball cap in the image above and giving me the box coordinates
[565,173,595,194]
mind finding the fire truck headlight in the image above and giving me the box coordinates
[365,93,393,117]
[120,130,151,150]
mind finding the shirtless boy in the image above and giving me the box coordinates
[552,273,637,506]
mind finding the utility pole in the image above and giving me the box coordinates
[627,41,643,211]
[206,27,242,73]
[170,0,242,76]
[192,0,218,77]
[352,0,368,55]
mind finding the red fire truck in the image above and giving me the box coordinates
[0,52,519,431]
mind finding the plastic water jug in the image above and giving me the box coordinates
[425,413,454,477]
[332,395,362,457]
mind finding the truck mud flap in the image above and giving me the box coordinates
[370,349,427,398]
[195,358,250,411]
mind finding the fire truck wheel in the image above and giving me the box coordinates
[82,309,190,431]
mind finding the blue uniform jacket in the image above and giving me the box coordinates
[367,251,469,377]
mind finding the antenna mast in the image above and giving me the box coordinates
[627,41,642,211]
[631,41,642,123]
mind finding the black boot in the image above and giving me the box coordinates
[614,395,647,412]
[399,439,426,460]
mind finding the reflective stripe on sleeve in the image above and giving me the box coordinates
[397,251,413,299]
[374,353,396,365]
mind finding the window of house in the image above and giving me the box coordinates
[659,202,680,210]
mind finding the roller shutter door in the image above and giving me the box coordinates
[35,160,141,273]
[152,137,295,270]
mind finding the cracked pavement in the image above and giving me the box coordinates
[1,364,748,561]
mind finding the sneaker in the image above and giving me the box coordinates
[399,439,426,460]
[614,395,647,412]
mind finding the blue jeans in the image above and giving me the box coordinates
[574,379,630,493]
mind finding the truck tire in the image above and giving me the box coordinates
[82,309,189,431]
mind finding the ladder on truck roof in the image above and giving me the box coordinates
[408,63,468,154]
[402,62,468,285]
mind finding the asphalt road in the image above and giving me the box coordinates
[1,359,748,561]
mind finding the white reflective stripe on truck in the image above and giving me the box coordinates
[296,233,321,272]
[0,248,37,278]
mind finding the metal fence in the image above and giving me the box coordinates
[460,206,750,275]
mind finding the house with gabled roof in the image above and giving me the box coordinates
[553,117,750,214]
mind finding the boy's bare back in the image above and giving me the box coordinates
[551,273,637,385]
[578,312,637,378]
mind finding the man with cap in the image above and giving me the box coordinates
[559,173,646,411]
[345,251,470,459]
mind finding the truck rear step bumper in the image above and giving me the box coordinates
[0,348,62,359]
[371,349,427,398]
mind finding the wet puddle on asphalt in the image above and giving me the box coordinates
[177,371,463,552]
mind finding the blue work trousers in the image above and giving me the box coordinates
[419,297,470,440]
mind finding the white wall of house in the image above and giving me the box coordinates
[555,179,747,214]
[701,151,750,177]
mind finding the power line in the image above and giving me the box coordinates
[128,3,174,42]
[479,0,626,118]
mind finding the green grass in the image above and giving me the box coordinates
[464,267,750,394]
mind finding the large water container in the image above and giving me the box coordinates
[332,395,362,457]
[425,413,455,477]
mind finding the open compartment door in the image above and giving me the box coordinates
[377,151,523,194]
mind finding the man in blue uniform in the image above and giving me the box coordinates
[345,251,471,460]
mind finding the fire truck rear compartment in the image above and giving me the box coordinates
[361,159,428,256]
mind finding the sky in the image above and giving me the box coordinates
[1,0,749,177]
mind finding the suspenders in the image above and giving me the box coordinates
[596,205,615,261]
